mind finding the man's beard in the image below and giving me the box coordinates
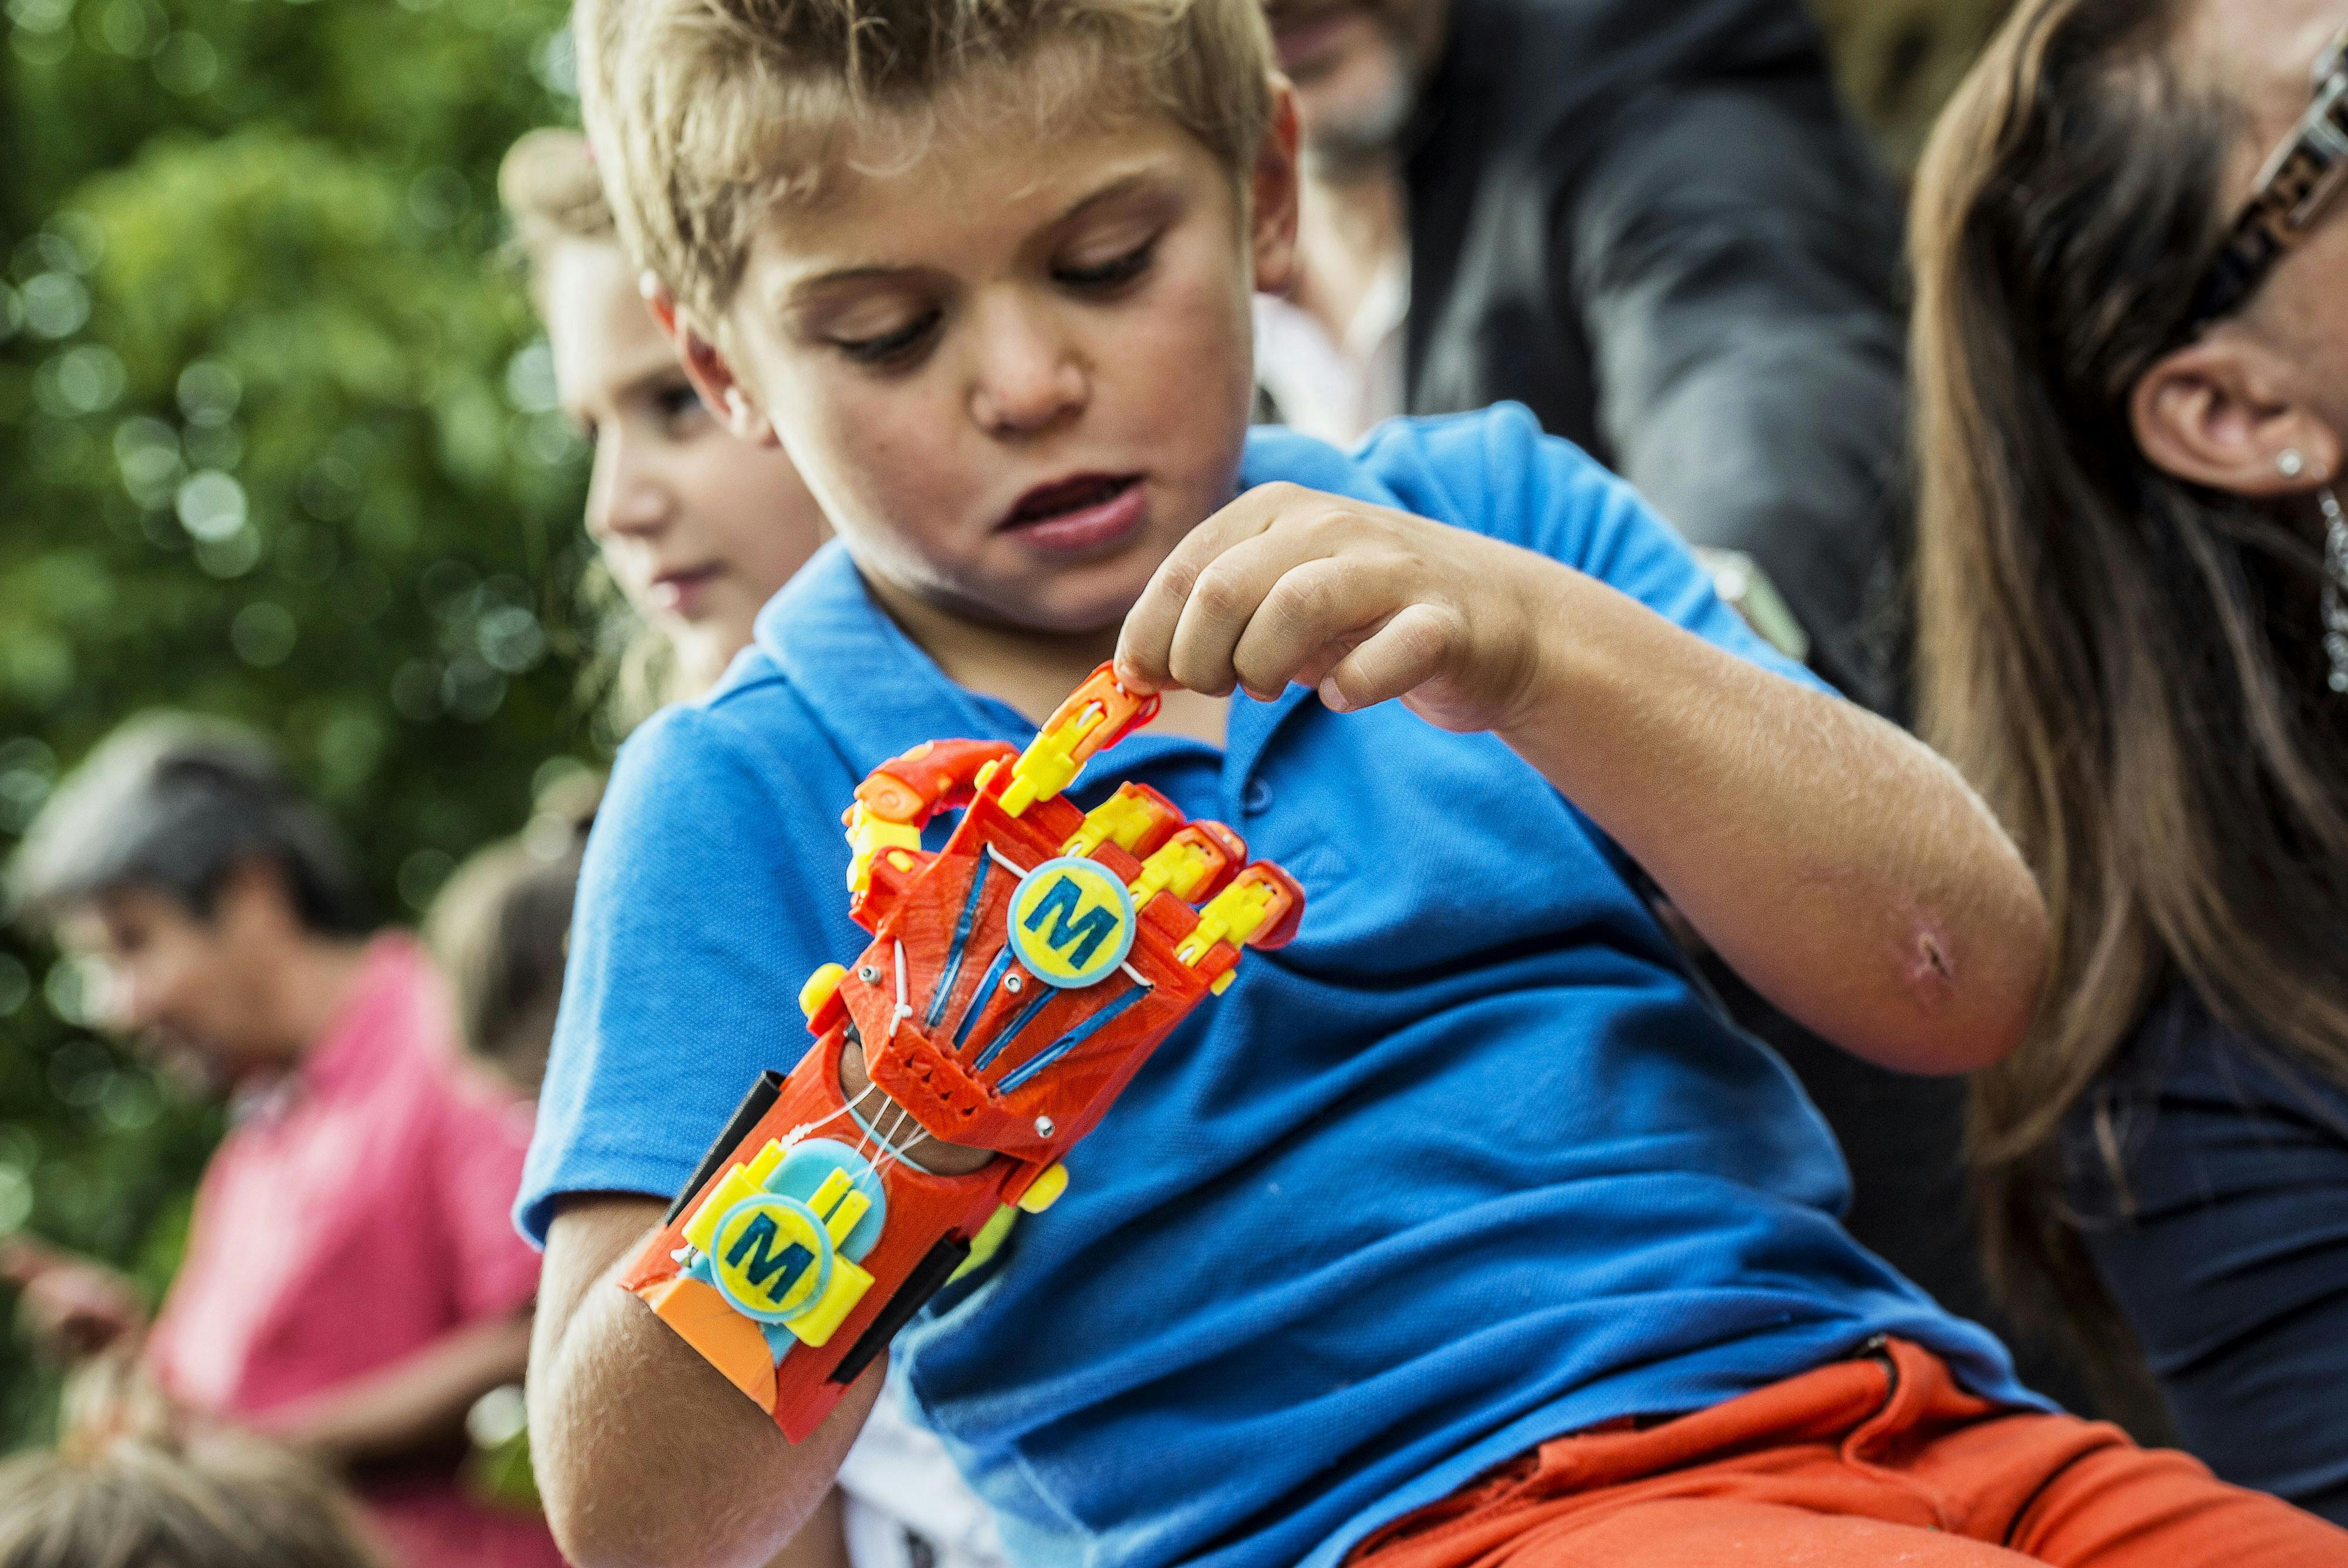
[1292,6,1431,180]
[1301,62,1420,180]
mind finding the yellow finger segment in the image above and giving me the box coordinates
[743,1138,787,1190]
[785,1259,875,1348]
[845,806,923,893]
[1062,788,1162,859]
[822,1187,872,1248]
[682,1164,764,1253]
[948,1205,1020,1283]
[1017,1163,1070,1214]
[1177,880,1283,967]
[806,1168,852,1216]
[1131,836,1219,907]
[804,1168,872,1251]
[798,964,846,1021]
[1001,705,1109,817]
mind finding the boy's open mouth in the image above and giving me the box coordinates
[998,473,1148,556]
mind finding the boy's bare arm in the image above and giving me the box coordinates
[1115,483,2049,1077]
[530,1194,881,1568]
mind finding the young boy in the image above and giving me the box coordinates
[518,4,2346,1567]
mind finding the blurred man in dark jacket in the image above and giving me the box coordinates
[1259,0,1906,714]
[1256,0,2114,1421]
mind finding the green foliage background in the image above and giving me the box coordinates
[0,0,2019,1447]
[0,0,595,1441]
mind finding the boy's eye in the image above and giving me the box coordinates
[1055,239,1157,292]
[654,382,710,432]
[832,308,943,367]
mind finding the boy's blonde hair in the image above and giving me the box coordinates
[577,0,1277,334]
[498,127,616,280]
[0,1425,385,1568]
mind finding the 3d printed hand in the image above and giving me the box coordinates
[619,664,1303,1440]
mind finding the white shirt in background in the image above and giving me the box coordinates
[1251,255,1409,450]
[836,1367,1009,1568]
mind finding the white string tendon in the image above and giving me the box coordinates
[985,845,1034,880]
[786,1080,876,1148]
[893,940,910,1019]
[872,1099,924,1179]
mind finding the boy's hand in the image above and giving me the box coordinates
[1114,483,1558,734]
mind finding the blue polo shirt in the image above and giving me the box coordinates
[521,405,2034,1568]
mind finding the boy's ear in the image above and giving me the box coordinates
[639,272,781,448]
[1250,80,1303,297]
[2130,329,2342,496]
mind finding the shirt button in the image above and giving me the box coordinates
[1243,779,1274,814]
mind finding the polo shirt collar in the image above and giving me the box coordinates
[233,934,419,1126]
[751,427,1411,799]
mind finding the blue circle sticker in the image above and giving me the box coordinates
[1008,856,1137,989]
[707,1192,833,1323]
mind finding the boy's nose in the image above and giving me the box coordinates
[587,439,674,540]
[967,298,1089,437]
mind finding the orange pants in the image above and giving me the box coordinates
[1350,1339,2348,1568]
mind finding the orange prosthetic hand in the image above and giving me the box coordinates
[619,664,1304,1441]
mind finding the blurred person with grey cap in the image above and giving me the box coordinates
[1,714,562,1568]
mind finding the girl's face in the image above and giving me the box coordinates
[543,239,829,692]
[2196,0,2348,445]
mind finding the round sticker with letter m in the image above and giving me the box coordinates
[1008,856,1137,989]
[708,1193,832,1323]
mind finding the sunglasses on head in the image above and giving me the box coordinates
[2187,23,2348,333]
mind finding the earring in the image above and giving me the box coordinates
[2282,449,2309,479]
[2322,487,2348,693]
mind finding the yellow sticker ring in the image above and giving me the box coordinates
[1008,856,1137,989]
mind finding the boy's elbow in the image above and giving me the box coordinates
[536,1415,703,1568]
[1885,875,2049,1076]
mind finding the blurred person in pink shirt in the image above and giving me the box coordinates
[1,714,563,1568]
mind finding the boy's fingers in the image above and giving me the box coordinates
[1115,485,1294,690]
[1159,517,1325,697]
[1320,603,1458,715]
[1229,556,1395,701]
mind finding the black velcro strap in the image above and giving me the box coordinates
[662,1071,787,1225]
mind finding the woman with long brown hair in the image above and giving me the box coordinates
[1914,0,2348,1522]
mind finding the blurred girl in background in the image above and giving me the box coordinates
[1912,0,2348,1523]
[491,129,1007,1568]
[500,130,828,721]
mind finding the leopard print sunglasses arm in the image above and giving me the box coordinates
[2188,24,2348,333]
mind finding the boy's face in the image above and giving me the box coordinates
[702,90,1298,638]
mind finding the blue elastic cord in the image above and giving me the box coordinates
[926,857,992,1030]
[952,947,1016,1053]
[973,984,1057,1072]
[995,981,1152,1094]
